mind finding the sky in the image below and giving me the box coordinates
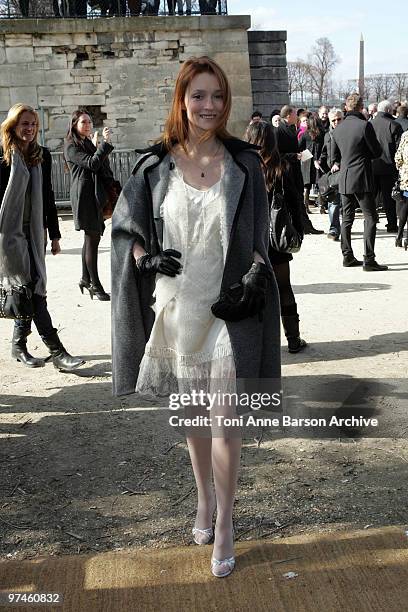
[228,0,407,84]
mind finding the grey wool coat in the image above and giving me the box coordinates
[111,138,281,397]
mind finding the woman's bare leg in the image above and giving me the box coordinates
[211,435,241,561]
[186,436,215,540]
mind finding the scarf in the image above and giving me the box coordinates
[0,151,46,296]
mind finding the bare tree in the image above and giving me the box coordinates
[334,80,352,102]
[289,60,310,105]
[393,73,408,102]
[307,37,339,104]
[383,74,394,99]
[287,62,296,100]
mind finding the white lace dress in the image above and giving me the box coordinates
[135,157,236,396]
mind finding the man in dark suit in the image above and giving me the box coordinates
[330,93,388,271]
[371,100,403,233]
[277,105,323,235]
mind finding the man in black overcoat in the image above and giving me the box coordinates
[330,93,388,271]
[371,100,403,233]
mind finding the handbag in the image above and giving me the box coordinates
[0,284,34,320]
[102,179,122,220]
[211,283,248,322]
[317,171,339,200]
[391,178,403,203]
[269,179,302,254]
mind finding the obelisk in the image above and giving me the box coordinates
[358,33,365,100]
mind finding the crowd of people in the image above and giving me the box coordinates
[19,0,219,18]
[2,57,408,582]
[251,96,408,265]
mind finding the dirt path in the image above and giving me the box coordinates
[1,209,407,561]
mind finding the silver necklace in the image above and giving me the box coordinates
[187,142,222,178]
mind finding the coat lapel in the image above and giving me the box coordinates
[144,153,171,249]
[221,152,246,259]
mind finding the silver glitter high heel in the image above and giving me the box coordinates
[192,527,214,545]
[211,556,235,578]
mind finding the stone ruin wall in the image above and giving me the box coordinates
[0,16,255,151]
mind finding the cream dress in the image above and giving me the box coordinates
[136,155,236,396]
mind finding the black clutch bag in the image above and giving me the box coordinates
[0,284,34,320]
[211,283,250,322]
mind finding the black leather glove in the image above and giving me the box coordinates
[136,249,182,277]
[241,262,272,318]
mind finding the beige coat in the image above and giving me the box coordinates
[395,131,408,191]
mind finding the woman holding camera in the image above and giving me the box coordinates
[64,110,115,301]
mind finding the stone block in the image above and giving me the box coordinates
[254,92,289,105]
[73,32,98,46]
[250,67,288,80]
[34,46,53,56]
[212,52,251,76]
[137,57,158,65]
[74,76,94,83]
[57,84,81,95]
[0,88,10,111]
[0,48,5,64]
[3,67,45,87]
[249,55,287,68]
[33,33,73,47]
[38,86,55,97]
[45,70,74,85]
[154,31,180,41]
[47,54,68,70]
[10,86,38,107]
[80,83,94,95]
[228,75,253,98]
[248,42,286,55]
[38,95,62,108]
[62,94,105,106]
[248,31,287,43]
[180,45,207,56]
[4,34,33,47]
[5,46,34,63]
[96,32,115,45]
[150,41,170,50]
[71,68,96,76]
[81,61,96,69]
[48,115,71,134]
[251,79,289,93]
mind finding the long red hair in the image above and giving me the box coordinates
[160,56,232,151]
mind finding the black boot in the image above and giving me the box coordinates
[42,332,85,371]
[11,326,45,368]
[281,304,307,354]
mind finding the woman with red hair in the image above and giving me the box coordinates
[111,57,281,577]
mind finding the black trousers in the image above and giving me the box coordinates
[340,192,377,261]
[14,293,56,339]
[15,234,56,339]
[199,0,217,14]
[397,196,408,241]
[374,174,398,229]
[19,0,29,15]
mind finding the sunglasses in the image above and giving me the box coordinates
[332,118,342,123]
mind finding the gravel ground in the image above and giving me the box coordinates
[1,208,407,561]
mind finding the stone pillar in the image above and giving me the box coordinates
[247,30,289,119]
[358,33,365,102]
